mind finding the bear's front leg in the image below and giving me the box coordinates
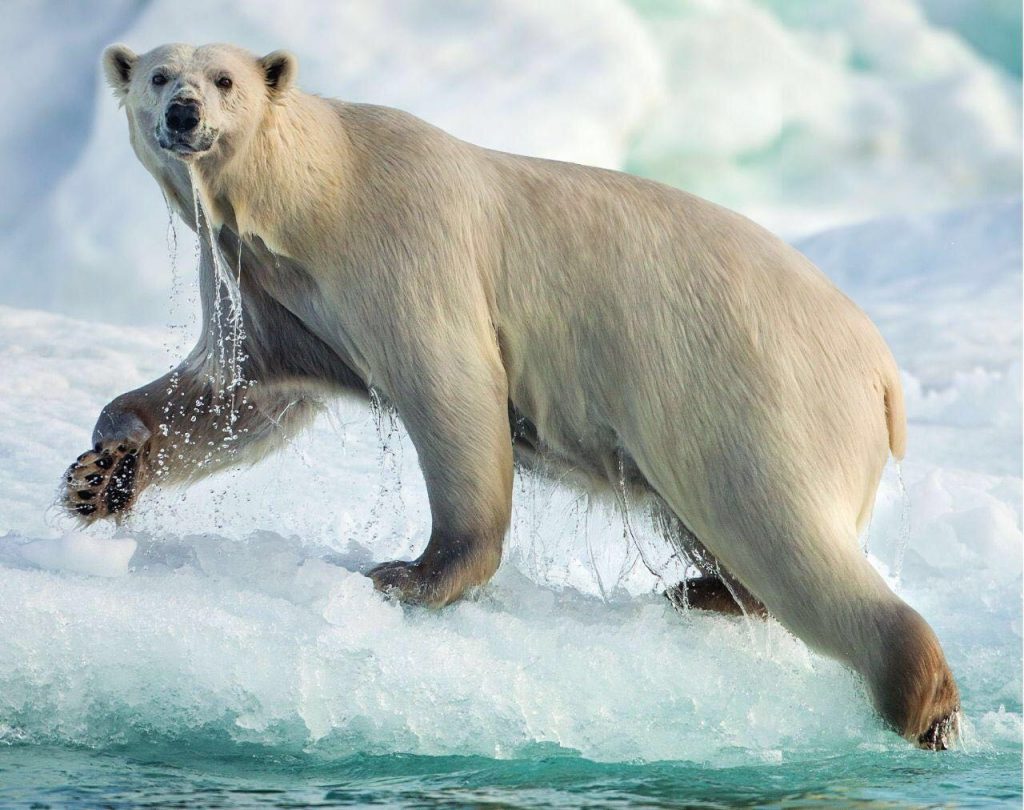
[62,359,319,523]
[366,339,513,608]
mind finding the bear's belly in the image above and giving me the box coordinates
[507,401,650,499]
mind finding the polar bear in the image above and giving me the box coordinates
[64,42,959,748]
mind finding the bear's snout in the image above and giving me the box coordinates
[165,100,201,134]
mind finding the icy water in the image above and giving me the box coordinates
[0,744,1021,808]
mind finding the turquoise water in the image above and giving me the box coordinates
[1,742,1020,808]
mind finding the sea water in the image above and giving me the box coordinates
[1,745,1020,807]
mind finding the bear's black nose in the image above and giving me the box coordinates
[166,101,200,133]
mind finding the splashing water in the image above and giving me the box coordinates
[130,169,257,504]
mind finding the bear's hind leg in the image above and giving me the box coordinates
[641,444,959,745]
[691,500,960,747]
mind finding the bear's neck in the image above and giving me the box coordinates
[194,92,352,263]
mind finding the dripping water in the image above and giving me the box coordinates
[163,193,181,338]
[161,192,198,358]
[181,166,255,530]
[358,389,412,554]
[891,459,911,589]
[113,167,249,528]
[612,448,671,593]
[186,167,249,434]
[578,493,607,601]
[529,457,572,588]
[654,502,761,648]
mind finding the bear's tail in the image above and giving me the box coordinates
[884,371,907,461]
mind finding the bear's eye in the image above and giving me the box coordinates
[151,73,167,87]
[216,76,233,90]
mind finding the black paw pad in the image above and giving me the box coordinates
[104,452,137,513]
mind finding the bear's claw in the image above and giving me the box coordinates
[63,439,145,523]
[917,710,960,751]
[368,560,425,601]
[368,559,456,607]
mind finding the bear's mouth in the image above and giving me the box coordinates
[156,130,217,158]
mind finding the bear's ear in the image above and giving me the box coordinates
[258,50,297,97]
[102,44,138,101]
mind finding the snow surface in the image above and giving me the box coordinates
[0,0,1019,766]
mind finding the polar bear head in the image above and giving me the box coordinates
[102,43,296,167]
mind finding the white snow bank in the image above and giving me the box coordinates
[0,199,1019,761]
[797,198,1022,386]
[797,198,1022,477]
[625,0,1022,232]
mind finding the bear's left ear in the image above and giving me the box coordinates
[102,44,138,102]
[258,50,297,97]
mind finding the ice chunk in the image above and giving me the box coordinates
[20,533,137,578]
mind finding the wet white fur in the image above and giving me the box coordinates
[96,42,956,743]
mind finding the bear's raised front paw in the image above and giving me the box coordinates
[63,439,147,522]
[367,559,449,608]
